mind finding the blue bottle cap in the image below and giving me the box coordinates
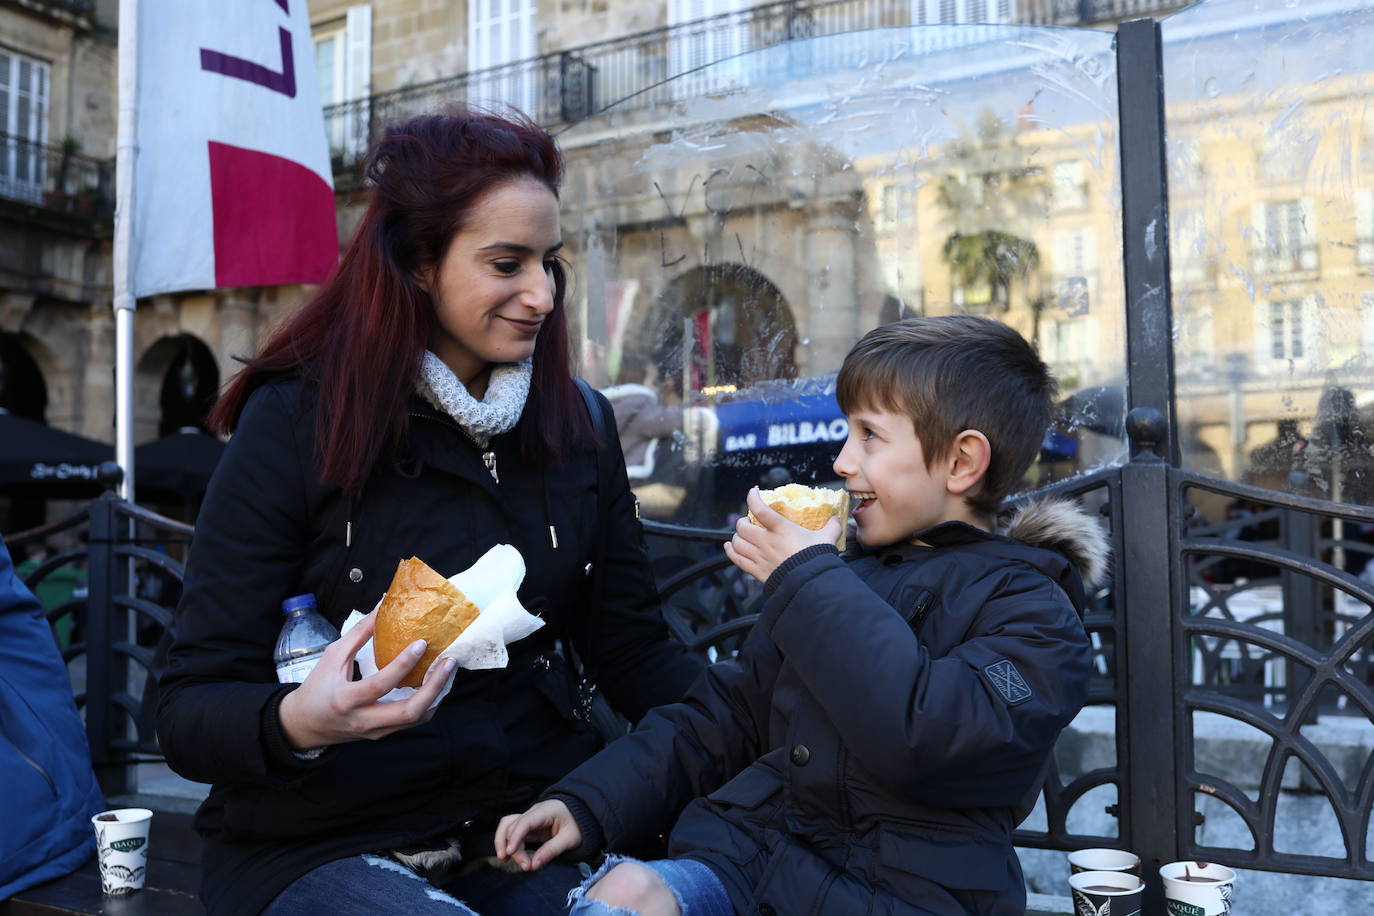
[281,593,317,614]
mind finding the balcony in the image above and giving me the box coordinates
[4,0,97,28]
[0,134,115,230]
[322,0,1189,178]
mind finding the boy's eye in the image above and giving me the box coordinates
[494,260,520,275]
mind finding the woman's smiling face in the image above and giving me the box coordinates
[427,177,563,392]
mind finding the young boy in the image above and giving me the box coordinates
[497,315,1106,915]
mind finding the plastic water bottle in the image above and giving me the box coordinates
[274,594,340,684]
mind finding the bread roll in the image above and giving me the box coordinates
[748,483,850,550]
[374,557,482,688]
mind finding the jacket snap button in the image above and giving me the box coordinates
[348,568,363,583]
[757,904,777,916]
[790,744,810,766]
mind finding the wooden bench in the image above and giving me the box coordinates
[2,808,205,915]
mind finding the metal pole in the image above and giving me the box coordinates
[1116,18,1180,911]
[1116,17,1177,465]
[114,0,139,501]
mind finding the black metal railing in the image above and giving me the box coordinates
[12,494,191,796]
[321,0,1188,176]
[0,133,114,221]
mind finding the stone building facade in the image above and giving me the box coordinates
[30,0,1345,534]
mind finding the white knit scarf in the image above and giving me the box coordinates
[416,351,531,448]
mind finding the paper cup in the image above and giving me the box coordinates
[1068,847,1141,875]
[1160,861,1236,916]
[1069,870,1143,916]
[92,808,152,895]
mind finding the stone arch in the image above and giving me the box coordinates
[628,263,797,394]
[0,332,51,420]
[136,334,221,441]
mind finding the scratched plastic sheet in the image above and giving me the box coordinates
[557,24,1125,529]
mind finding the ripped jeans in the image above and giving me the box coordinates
[262,854,583,915]
[567,854,732,916]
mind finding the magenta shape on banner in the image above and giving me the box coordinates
[208,141,338,289]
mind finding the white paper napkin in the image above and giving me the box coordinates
[340,544,544,709]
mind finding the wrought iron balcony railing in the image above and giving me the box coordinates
[0,133,114,222]
[3,0,97,25]
[321,0,1189,176]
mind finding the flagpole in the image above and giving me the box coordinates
[113,0,138,502]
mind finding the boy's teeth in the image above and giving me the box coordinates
[851,491,876,500]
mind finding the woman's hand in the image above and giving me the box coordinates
[724,487,842,584]
[277,610,455,751]
[495,800,582,871]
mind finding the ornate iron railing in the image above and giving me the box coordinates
[0,132,114,221]
[12,494,191,795]
[321,0,1188,177]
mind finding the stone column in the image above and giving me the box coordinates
[219,289,261,379]
[81,300,116,442]
[0,291,36,333]
[800,197,862,377]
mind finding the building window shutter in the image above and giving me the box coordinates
[469,0,536,114]
[668,0,749,97]
[1357,190,1374,264]
[1299,197,1318,270]
[344,5,372,101]
[0,50,50,203]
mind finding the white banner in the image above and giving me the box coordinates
[132,0,337,296]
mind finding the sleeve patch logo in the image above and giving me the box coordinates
[984,659,1033,705]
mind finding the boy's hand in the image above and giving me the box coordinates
[725,487,842,584]
[495,800,582,871]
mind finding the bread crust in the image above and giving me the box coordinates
[747,483,850,550]
[374,557,482,688]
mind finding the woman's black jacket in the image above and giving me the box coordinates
[155,379,703,916]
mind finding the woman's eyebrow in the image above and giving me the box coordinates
[478,241,564,255]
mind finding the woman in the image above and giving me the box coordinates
[156,108,704,916]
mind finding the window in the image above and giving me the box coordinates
[1360,108,1374,172]
[668,0,751,98]
[1172,211,1215,288]
[469,0,536,115]
[1357,190,1374,265]
[0,50,51,204]
[1052,227,1096,315]
[314,6,370,163]
[1051,160,1086,211]
[1363,293,1374,361]
[1256,298,1315,371]
[1253,199,1317,275]
[1040,315,1095,386]
[877,183,915,229]
[915,0,1015,22]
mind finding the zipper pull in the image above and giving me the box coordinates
[482,450,498,483]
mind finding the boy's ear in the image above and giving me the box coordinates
[945,429,992,496]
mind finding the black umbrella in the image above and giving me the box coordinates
[0,410,114,497]
[134,428,226,496]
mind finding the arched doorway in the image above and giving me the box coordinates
[636,264,797,394]
[0,333,53,535]
[0,332,48,421]
[136,335,221,438]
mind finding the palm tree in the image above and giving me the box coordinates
[933,110,1050,340]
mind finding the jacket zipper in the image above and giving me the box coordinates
[1,728,57,798]
[411,411,499,483]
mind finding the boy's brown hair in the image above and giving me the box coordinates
[836,315,1057,517]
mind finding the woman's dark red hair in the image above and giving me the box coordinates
[209,106,588,496]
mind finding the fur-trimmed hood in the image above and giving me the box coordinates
[997,498,1111,590]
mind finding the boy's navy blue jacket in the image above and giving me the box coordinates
[550,500,1105,915]
[0,536,105,899]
